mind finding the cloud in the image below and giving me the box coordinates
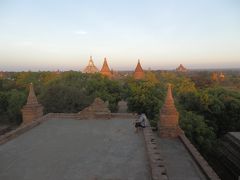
[73,30,87,35]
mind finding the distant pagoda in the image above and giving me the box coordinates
[211,72,218,81]
[133,60,145,80]
[211,72,225,81]
[0,71,4,78]
[176,64,187,72]
[219,72,225,81]
[83,56,99,73]
[100,57,113,78]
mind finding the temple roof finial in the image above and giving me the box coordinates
[26,83,39,105]
[158,83,180,138]
[133,60,144,80]
[21,83,43,124]
[100,57,112,78]
[83,56,99,73]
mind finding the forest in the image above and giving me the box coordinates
[0,70,240,178]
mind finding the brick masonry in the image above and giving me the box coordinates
[158,84,181,138]
[143,118,169,180]
[21,83,43,124]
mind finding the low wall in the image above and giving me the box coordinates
[0,125,12,136]
[179,133,220,180]
[0,113,51,145]
[46,112,136,120]
[143,119,168,180]
[111,113,136,119]
[0,113,137,145]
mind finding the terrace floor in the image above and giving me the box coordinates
[156,137,207,180]
[0,118,151,180]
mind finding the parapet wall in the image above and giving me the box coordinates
[143,119,168,180]
[0,113,137,145]
[179,133,220,180]
[0,113,51,145]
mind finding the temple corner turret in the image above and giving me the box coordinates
[158,83,181,138]
[21,83,43,124]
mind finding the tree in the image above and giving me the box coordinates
[125,80,164,119]
[6,89,26,124]
[40,72,123,113]
[40,83,91,113]
[180,111,217,156]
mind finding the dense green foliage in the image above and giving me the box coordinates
[179,111,216,156]
[179,87,240,137]
[0,72,123,125]
[40,72,122,113]
[123,78,164,119]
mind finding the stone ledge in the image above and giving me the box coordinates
[0,114,51,145]
[44,113,136,120]
[111,113,136,119]
[179,133,220,180]
[0,113,137,145]
[0,125,12,136]
[142,119,169,180]
[46,113,112,120]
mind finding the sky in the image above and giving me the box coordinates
[0,0,240,71]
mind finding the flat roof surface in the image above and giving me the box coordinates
[157,137,207,180]
[0,118,151,180]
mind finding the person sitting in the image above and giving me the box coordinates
[135,113,147,132]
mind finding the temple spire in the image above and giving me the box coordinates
[21,83,43,124]
[163,84,175,109]
[176,64,187,72]
[158,84,180,138]
[26,83,38,105]
[89,56,94,66]
[133,59,145,80]
[83,56,99,73]
[100,57,112,78]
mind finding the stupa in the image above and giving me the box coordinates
[100,58,113,78]
[211,72,218,81]
[0,71,4,78]
[78,97,111,119]
[83,56,99,73]
[219,72,225,81]
[133,60,145,80]
[21,83,43,124]
[158,84,181,138]
[176,64,187,72]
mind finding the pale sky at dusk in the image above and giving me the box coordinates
[0,0,240,71]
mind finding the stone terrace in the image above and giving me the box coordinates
[0,118,151,180]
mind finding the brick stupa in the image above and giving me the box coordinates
[176,64,187,72]
[78,97,111,119]
[219,72,225,81]
[83,56,99,73]
[133,60,145,80]
[21,83,43,124]
[100,58,113,78]
[158,84,181,138]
